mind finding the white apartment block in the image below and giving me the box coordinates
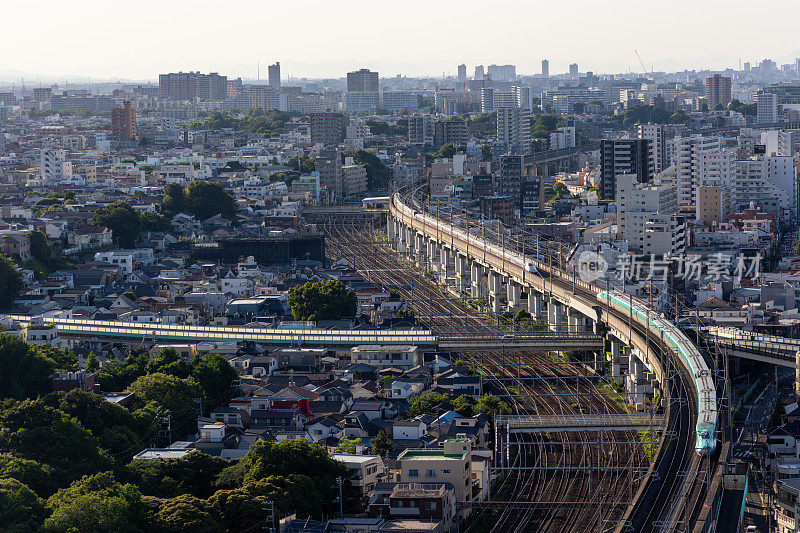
[493,91,517,110]
[408,114,433,145]
[756,91,779,125]
[380,91,418,111]
[341,160,368,196]
[40,149,73,182]
[734,155,797,223]
[670,136,723,216]
[637,123,667,174]
[550,126,576,150]
[615,173,679,254]
[343,91,380,112]
[496,107,531,153]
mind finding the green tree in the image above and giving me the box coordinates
[191,354,238,409]
[123,451,229,499]
[287,156,316,173]
[162,183,186,216]
[28,230,53,265]
[149,493,220,532]
[0,478,46,532]
[408,393,451,416]
[93,201,141,248]
[0,253,22,311]
[353,150,391,191]
[371,430,392,457]
[0,453,58,496]
[475,393,511,416]
[184,181,236,221]
[452,394,476,416]
[139,211,170,232]
[43,472,150,532]
[0,333,56,399]
[128,373,203,436]
[86,353,99,372]
[335,436,360,454]
[287,280,357,321]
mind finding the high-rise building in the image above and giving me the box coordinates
[756,90,779,125]
[743,62,751,72]
[496,107,531,154]
[158,71,227,100]
[615,173,682,254]
[600,139,651,200]
[408,114,434,146]
[310,113,349,145]
[346,69,379,92]
[569,63,579,76]
[110,101,136,142]
[493,91,517,109]
[511,85,531,111]
[487,64,516,81]
[268,62,281,88]
[704,74,732,108]
[315,148,342,204]
[480,87,494,113]
[33,87,52,102]
[670,136,724,215]
[498,155,524,209]
[433,117,467,149]
[550,126,576,150]
[637,124,667,174]
[457,64,467,82]
[474,65,485,79]
[541,60,549,77]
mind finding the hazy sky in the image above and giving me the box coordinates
[3,0,800,81]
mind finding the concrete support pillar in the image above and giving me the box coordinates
[455,254,468,293]
[548,300,564,332]
[507,281,521,311]
[529,293,543,320]
[568,313,580,334]
[610,340,621,383]
[427,240,437,271]
[488,271,502,313]
[387,219,395,244]
[471,263,484,299]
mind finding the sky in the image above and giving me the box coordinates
[3,0,800,82]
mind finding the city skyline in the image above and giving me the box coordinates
[4,0,800,82]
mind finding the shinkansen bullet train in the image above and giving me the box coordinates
[392,194,717,454]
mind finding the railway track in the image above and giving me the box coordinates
[324,220,651,532]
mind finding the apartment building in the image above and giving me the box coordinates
[408,114,433,146]
[398,439,474,507]
[350,345,420,369]
[600,139,650,200]
[496,107,531,154]
[670,135,723,216]
[110,101,136,142]
[704,74,732,108]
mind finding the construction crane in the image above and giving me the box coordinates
[634,49,654,79]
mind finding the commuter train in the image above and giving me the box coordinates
[392,193,718,454]
[597,291,718,454]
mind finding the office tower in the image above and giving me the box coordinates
[408,114,434,146]
[637,123,666,174]
[541,59,549,77]
[310,113,349,145]
[670,136,724,215]
[346,69,379,92]
[268,62,281,88]
[315,148,342,203]
[457,64,467,82]
[704,74,732,108]
[474,65,485,79]
[110,101,136,142]
[569,63,579,76]
[40,149,72,182]
[487,64,516,81]
[600,139,651,200]
[433,117,468,148]
[480,87,494,113]
[498,155,524,209]
[496,107,531,154]
[511,85,531,111]
[756,91,779,124]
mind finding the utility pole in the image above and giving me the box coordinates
[336,476,344,519]
[263,501,276,533]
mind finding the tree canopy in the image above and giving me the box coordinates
[93,201,141,248]
[0,253,22,311]
[353,150,391,191]
[183,181,237,221]
[288,280,357,321]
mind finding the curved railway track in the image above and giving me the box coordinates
[324,220,652,532]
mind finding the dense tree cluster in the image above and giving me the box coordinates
[161,181,237,221]
[353,150,391,191]
[288,280,357,321]
[0,253,23,311]
[364,119,408,136]
[0,333,350,532]
[407,392,511,417]
[201,109,291,136]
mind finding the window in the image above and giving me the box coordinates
[442,469,450,474]
[425,469,436,478]
[425,502,437,510]
[408,469,418,478]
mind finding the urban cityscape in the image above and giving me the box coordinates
[4,6,800,532]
